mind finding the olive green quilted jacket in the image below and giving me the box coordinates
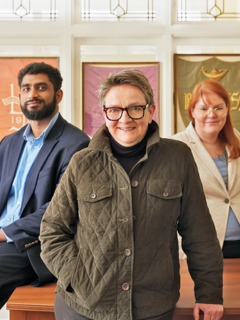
[40,121,223,320]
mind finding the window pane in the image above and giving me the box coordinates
[178,0,240,21]
[80,0,156,21]
[0,0,59,21]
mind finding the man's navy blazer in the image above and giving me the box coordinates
[0,114,90,286]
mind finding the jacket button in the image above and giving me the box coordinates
[122,283,130,291]
[132,181,138,187]
[163,192,169,197]
[125,249,131,256]
[90,193,96,199]
[224,199,229,204]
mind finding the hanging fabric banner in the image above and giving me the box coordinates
[174,54,240,133]
[0,57,58,141]
[83,62,160,137]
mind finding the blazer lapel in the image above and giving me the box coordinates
[227,128,240,193]
[0,130,25,213]
[186,124,228,193]
[227,148,236,193]
[20,115,66,214]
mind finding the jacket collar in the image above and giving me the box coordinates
[88,120,160,155]
[0,130,26,214]
[20,114,66,214]
[186,122,230,194]
[1,114,66,216]
[146,120,160,151]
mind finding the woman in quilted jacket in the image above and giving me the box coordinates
[40,70,223,320]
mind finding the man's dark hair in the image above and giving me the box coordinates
[18,62,63,92]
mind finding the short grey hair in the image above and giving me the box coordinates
[98,69,155,108]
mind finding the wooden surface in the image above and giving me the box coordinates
[7,259,240,320]
[7,282,56,313]
[7,310,55,320]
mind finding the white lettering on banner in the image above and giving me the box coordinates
[2,83,26,131]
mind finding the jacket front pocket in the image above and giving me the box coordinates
[77,182,113,231]
[147,179,182,223]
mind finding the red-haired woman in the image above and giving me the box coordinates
[173,79,240,258]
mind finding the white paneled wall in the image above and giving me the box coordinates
[1,1,240,318]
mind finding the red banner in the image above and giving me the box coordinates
[0,58,58,141]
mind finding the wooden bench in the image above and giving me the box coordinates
[7,282,56,320]
[7,259,240,320]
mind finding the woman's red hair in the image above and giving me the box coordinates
[188,79,240,159]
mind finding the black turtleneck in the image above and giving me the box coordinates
[110,130,150,174]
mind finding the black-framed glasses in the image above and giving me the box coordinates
[103,104,149,121]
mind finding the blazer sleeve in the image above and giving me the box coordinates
[178,149,223,305]
[2,137,90,252]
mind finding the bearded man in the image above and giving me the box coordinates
[0,62,90,309]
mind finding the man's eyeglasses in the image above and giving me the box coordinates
[103,104,149,121]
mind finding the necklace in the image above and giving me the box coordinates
[223,148,228,190]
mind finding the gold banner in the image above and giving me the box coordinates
[175,56,240,132]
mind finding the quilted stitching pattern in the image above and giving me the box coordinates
[40,124,223,320]
[71,154,133,316]
[41,144,133,318]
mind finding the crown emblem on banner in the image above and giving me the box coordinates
[200,66,228,81]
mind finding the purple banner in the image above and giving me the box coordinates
[83,64,159,136]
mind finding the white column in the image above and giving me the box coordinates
[160,0,173,137]
[59,0,74,123]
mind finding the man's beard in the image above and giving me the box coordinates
[20,95,57,120]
